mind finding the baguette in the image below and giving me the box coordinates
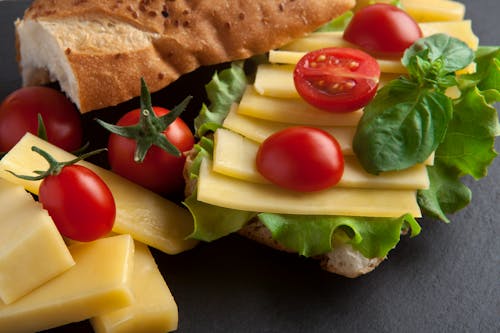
[15,0,355,112]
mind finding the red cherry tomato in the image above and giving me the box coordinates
[0,86,82,152]
[294,47,380,113]
[256,127,344,192]
[39,164,115,242]
[107,107,194,195]
[343,3,423,56]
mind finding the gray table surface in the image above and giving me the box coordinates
[0,1,499,332]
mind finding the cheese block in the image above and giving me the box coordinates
[269,50,407,73]
[223,104,356,153]
[213,128,429,190]
[197,159,421,218]
[237,86,363,126]
[253,64,401,99]
[0,133,198,255]
[354,0,465,22]
[0,234,134,333]
[0,178,75,305]
[91,242,178,333]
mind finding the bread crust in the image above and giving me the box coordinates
[19,0,355,112]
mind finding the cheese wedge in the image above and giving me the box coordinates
[223,104,356,153]
[197,159,421,218]
[238,86,363,126]
[213,128,429,190]
[0,133,198,255]
[0,234,134,333]
[253,64,401,99]
[0,178,75,305]
[91,242,178,333]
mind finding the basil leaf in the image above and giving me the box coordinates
[403,33,474,74]
[353,79,453,174]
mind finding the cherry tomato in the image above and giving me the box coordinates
[107,107,194,195]
[256,127,344,192]
[39,164,115,242]
[343,3,423,56]
[0,86,82,152]
[294,47,380,113]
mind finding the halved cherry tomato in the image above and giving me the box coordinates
[343,3,423,56]
[107,107,194,195]
[293,47,380,113]
[0,86,82,152]
[39,164,116,242]
[256,127,344,192]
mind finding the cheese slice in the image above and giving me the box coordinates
[198,159,421,218]
[0,235,134,333]
[213,128,429,190]
[223,104,356,153]
[91,242,178,333]
[0,133,198,255]
[0,178,75,305]
[269,50,407,73]
[280,21,477,53]
[238,86,363,126]
[355,0,465,22]
[254,64,401,99]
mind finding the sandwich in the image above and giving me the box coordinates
[13,0,500,279]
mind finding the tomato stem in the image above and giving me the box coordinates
[6,146,107,181]
[96,78,192,163]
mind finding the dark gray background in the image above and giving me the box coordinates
[0,1,498,332]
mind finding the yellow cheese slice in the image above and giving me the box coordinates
[0,234,134,333]
[269,50,407,73]
[354,0,465,22]
[213,128,429,190]
[0,133,198,255]
[253,64,402,99]
[0,179,75,304]
[223,104,356,154]
[280,21,477,53]
[91,242,178,333]
[237,86,363,126]
[197,159,421,218]
[419,20,478,50]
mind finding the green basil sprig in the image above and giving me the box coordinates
[353,34,474,174]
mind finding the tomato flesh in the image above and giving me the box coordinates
[294,48,380,113]
[107,107,194,196]
[0,86,82,152]
[39,165,115,242]
[256,127,344,192]
[343,3,423,56]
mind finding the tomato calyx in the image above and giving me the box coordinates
[96,78,192,163]
[7,146,107,181]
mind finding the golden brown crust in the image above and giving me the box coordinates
[20,0,355,112]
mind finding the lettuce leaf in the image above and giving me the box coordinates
[258,213,421,258]
[184,192,256,242]
[194,62,247,137]
[315,11,353,32]
[417,163,471,223]
[417,47,500,221]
